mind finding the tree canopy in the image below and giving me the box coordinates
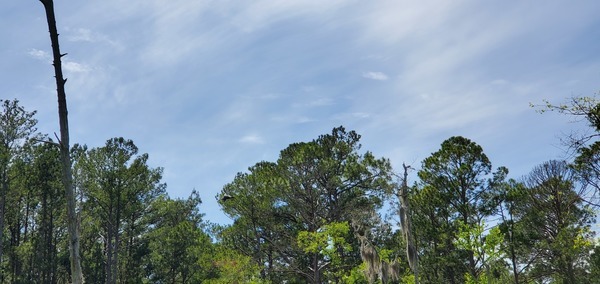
[0,99,598,283]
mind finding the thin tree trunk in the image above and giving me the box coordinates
[312,254,320,284]
[0,173,6,283]
[106,224,116,284]
[509,224,519,284]
[38,1,84,283]
[398,163,418,284]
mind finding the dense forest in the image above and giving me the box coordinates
[2,1,597,283]
[0,97,599,283]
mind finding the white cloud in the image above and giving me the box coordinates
[28,49,50,61]
[12,0,599,226]
[333,112,371,122]
[28,48,90,73]
[67,28,94,42]
[66,27,122,49]
[359,0,460,45]
[294,97,334,108]
[362,71,389,81]
[239,134,264,144]
[63,61,91,73]
[351,112,370,119]
[140,0,351,65]
[228,0,349,33]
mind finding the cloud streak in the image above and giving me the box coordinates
[239,134,264,144]
[9,0,600,226]
[362,71,388,81]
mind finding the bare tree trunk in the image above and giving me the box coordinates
[398,163,418,284]
[0,176,5,283]
[38,1,84,283]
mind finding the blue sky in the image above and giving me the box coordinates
[3,1,600,225]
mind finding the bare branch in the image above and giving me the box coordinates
[33,138,60,147]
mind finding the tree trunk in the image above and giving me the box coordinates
[106,224,116,284]
[312,253,320,284]
[38,1,84,283]
[0,172,6,283]
[508,225,519,284]
[398,164,418,284]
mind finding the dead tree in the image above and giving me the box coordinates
[38,0,84,283]
[398,163,418,284]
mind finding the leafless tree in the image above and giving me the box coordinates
[38,0,84,282]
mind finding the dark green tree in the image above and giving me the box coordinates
[492,179,533,284]
[413,136,504,283]
[518,160,595,283]
[146,191,215,283]
[2,142,69,283]
[590,245,600,283]
[219,161,282,282]
[74,138,165,284]
[0,99,38,281]
[219,126,394,283]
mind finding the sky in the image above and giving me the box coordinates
[2,1,600,225]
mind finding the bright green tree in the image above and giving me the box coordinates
[204,244,269,284]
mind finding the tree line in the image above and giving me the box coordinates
[27,0,598,282]
[0,97,599,283]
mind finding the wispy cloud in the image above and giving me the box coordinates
[67,28,98,42]
[28,48,90,73]
[28,49,50,61]
[63,61,91,73]
[11,0,600,226]
[65,27,122,49]
[362,71,388,81]
[239,134,264,144]
[294,97,334,108]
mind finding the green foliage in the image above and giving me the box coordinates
[146,192,213,283]
[219,126,394,283]
[413,136,504,283]
[514,160,597,283]
[297,221,352,254]
[297,221,354,280]
[2,92,600,284]
[75,138,166,283]
[204,245,269,284]
[341,263,369,284]
[454,220,506,284]
[590,243,600,283]
[455,221,503,264]
[0,100,43,283]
